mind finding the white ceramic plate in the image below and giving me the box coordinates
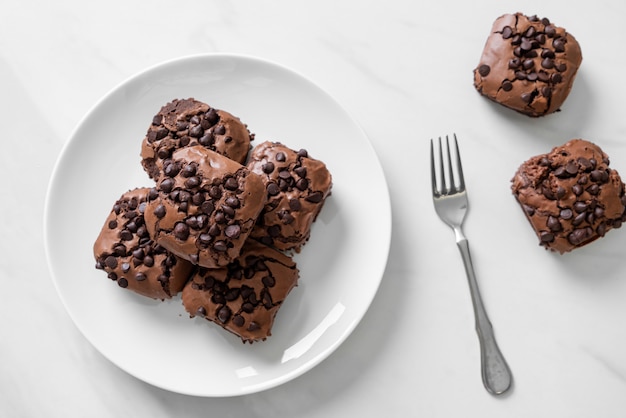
[44,54,391,397]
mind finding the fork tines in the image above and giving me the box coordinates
[430,134,465,197]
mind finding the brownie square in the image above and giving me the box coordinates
[141,98,253,180]
[93,188,193,299]
[182,240,299,343]
[246,141,332,252]
[144,146,266,268]
[511,139,626,253]
[473,13,582,117]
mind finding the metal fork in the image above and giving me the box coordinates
[430,134,512,396]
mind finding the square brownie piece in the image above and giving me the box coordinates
[246,141,332,252]
[144,146,266,268]
[141,98,253,180]
[511,139,626,253]
[474,13,582,117]
[93,188,193,299]
[182,240,299,343]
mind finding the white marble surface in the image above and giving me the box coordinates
[5,0,626,416]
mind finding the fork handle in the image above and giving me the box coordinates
[456,237,513,395]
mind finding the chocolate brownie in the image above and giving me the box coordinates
[474,13,582,117]
[144,146,266,268]
[512,139,626,253]
[141,98,253,180]
[246,141,332,252]
[93,188,193,299]
[181,240,299,343]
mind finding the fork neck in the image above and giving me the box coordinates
[453,226,466,244]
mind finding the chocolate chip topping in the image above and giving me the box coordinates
[246,141,332,252]
[181,240,299,343]
[144,146,266,268]
[140,98,254,180]
[512,139,626,253]
[474,13,582,117]
[93,188,193,299]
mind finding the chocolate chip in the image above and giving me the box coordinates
[262,275,275,287]
[573,212,587,226]
[217,306,231,323]
[523,59,534,70]
[502,26,513,39]
[225,196,240,208]
[587,184,599,195]
[154,204,166,219]
[224,177,238,191]
[135,272,147,281]
[296,178,309,191]
[262,162,275,174]
[574,201,588,213]
[214,125,226,135]
[174,223,190,240]
[289,198,301,211]
[105,256,118,269]
[560,208,573,220]
[565,161,579,175]
[501,80,513,92]
[568,228,592,245]
[547,216,562,232]
[189,124,203,138]
[185,177,200,189]
[572,184,583,196]
[224,224,241,239]
[305,191,324,203]
[206,109,219,124]
[232,315,245,327]
[160,178,174,193]
[541,86,552,98]
[267,183,280,196]
[213,241,228,252]
[196,306,206,317]
[478,64,491,77]
[201,201,214,215]
[540,232,555,243]
[590,170,605,183]
[143,256,154,267]
[118,278,128,288]
[553,38,565,52]
[208,224,221,236]
[209,186,222,200]
[520,38,533,51]
[199,132,214,146]
[247,322,260,331]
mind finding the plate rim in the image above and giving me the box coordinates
[43,52,392,397]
